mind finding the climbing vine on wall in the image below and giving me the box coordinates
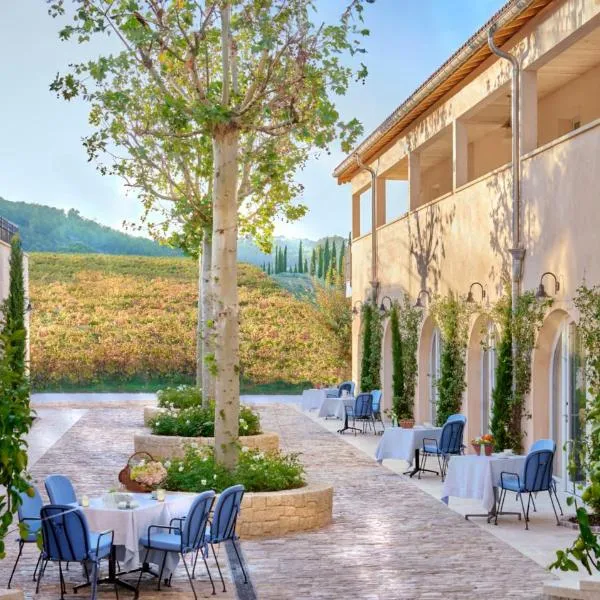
[552,284,600,574]
[430,292,471,426]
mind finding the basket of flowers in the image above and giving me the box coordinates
[118,452,167,493]
[471,434,494,456]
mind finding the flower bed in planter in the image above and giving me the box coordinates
[160,445,332,539]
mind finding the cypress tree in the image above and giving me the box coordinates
[490,299,513,451]
[323,238,330,276]
[274,247,279,273]
[3,235,26,376]
[360,304,373,393]
[317,246,324,278]
[338,241,345,276]
[331,241,337,275]
[267,263,271,275]
[304,257,308,274]
[326,263,336,286]
[298,241,303,273]
[283,246,288,272]
[310,248,317,276]
[390,305,408,419]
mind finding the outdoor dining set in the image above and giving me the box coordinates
[8,474,246,599]
[304,381,565,530]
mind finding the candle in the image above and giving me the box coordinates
[156,489,166,502]
[81,495,89,508]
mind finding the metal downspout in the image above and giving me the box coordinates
[355,154,379,305]
[488,25,525,400]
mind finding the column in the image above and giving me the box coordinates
[375,177,386,228]
[352,192,361,239]
[520,69,538,154]
[453,119,468,189]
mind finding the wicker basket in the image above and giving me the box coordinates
[118,452,156,493]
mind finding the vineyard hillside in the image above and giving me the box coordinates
[29,253,350,392]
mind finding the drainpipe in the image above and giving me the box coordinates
[488,24,526,399]
[354,154,379,305]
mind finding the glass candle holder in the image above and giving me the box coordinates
[81,495,89,508]
[156,489,166,502]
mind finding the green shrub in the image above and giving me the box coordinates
[157,385,202,409]
[149,404,261,437]
[164,445,305,493]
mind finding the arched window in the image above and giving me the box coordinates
[429,328,441,424]
[481,326,498,435]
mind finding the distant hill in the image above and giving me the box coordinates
[0,198,180,256]
[0,197,346,265]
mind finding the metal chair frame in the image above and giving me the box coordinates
[38,505,114,600]
[419,417,465,481]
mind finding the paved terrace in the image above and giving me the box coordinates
[2,398,558,599]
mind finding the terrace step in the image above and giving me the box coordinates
[543,578,600,599]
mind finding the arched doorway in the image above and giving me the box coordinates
[532,309,585,491]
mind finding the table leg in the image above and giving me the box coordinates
[404,448,439,478]
[337,408,361,434]
[465,487,522,523]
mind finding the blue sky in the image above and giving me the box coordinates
[0,0,505,241]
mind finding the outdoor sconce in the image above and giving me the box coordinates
[25,301,32,313]
[352,300,364,316]
[466,282,486,304]
[414,289,431,309]
[536,272,560,299]
[379,296,393,314]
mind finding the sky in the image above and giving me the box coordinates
[0,0,506,242]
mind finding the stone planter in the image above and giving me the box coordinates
[134,431,279,459]
[543,577,600,599]
[236,483,333,539]
[0,590,25,599]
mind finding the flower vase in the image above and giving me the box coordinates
[471,443,481,456]
[484,444,493,456]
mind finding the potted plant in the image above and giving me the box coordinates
[471,435,494,456]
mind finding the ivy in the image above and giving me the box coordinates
[552,284,600,574]
[430,293,470,426]
[390,304,405,419]
[0,235,32,559]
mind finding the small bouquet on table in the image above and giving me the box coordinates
[471,434,494,456]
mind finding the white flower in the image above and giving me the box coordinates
[178,465,184,472]
[202,456,208,462]
[201,479,207,486]
[138,459,146,467]
[155,422,160,427]
[164,460,172,469]
[253,452,265,461]
[241,446,249,453]
[185,420,191,425]
[250,464,257,471]
[191,442,199,449]
[213,474,217,480]
[239,418,247,425]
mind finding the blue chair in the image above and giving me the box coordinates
[199,484,247,593]
[45,475,76,505]
[327,381,355,398]
[497,447,560,529]
[344,393,375,435]
[529,439,564,516]
[370,390,385,434]
[138,491,216,598]
[37,504,114,600]
[420,414,466,480]
[7,486,43,589]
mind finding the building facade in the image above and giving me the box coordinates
[334,0,600,493]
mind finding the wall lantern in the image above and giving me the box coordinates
[466,282,486,304]
[379,296,393,315]
[535,272,560,299]
[414,289,431,309]
[352,300,364,316]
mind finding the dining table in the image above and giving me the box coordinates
[441,454,527,520]
[301,388,329,411]
[318,395,353,420]
[76,491,197,596]
[375,426,442,477]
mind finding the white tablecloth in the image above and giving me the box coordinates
[301,389,327,411]
[441,455,527,511]
[318,396,354,419]
[83,492,196,574]
[375,427,442,465]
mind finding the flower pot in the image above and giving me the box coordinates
[483,444,493,456]
[471,444,481,455]
[399,419,415,429]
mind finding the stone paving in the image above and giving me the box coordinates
[2,401,556,599]
[243,404,554,600]
[0,406,233,599]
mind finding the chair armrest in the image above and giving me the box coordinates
[94,529,114,559]
[500,471,521,490]
[169,516,186,534]
[422,438,439,453]
[146,524,182,550]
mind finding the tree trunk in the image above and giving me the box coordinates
[200,231,215,407]
[211,126,240,469]
[196,249,203,390]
